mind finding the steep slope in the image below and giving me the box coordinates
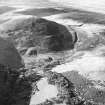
[0,37,24,69]
[0,17,77,54]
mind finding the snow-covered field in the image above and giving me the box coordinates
[52,50,105,81]
[30,78,58,105]
[49,0,105,13]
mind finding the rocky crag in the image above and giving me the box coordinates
[0,17,77,55]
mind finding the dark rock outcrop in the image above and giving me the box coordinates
[0,37,24,69]
[0,64,41,105]
[0,64,29,105]
[1,17,77,54]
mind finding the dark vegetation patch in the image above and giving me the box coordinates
[63,71,105,104]
[15,8,69,17]
[0,6,16,14]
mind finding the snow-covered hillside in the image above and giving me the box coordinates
[49,0,105,13]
